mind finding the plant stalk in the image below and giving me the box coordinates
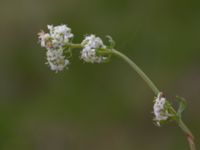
[111,49,160,95]
[178,119,196,150]
[111,49,196,150]
[70,45,196,150]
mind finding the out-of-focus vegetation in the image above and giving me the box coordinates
[0,0,200,149]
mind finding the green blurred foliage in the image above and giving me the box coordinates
[0,0,200,149]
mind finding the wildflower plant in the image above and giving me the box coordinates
[38,24,196,150]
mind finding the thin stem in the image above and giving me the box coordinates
[111,49,196,150]
[69,45,196,150]
[111,49,160,95]
[70,43,83,49]
[178,119,196,150]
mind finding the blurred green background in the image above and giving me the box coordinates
[0,0,200,149]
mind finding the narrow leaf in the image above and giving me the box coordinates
[106,35,115,48]
[176,96,187,118]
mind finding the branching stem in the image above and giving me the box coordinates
[70,44,196,150]
[111,49,196,150]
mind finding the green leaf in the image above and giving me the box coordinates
[176,96,187,119]
[106,35,115,48]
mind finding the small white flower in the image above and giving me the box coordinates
[47,25,73,48]
[153,93,169,126]
[38,31,52,49]
[81,34,107,63]
[46,48,69,72]
[38,24,73,72]
[38,25,73,50]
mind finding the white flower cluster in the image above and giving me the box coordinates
[38,25,73,72]
[81,35,107,63]
[153,93,169,126]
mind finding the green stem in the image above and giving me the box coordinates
[69,45,159,94]
[111,49,196,150]
[111,49,160,95]
[69,45,196,150]
[178,119,196,150]
[70,43,83,49]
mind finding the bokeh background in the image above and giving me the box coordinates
[0,0,200,149]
